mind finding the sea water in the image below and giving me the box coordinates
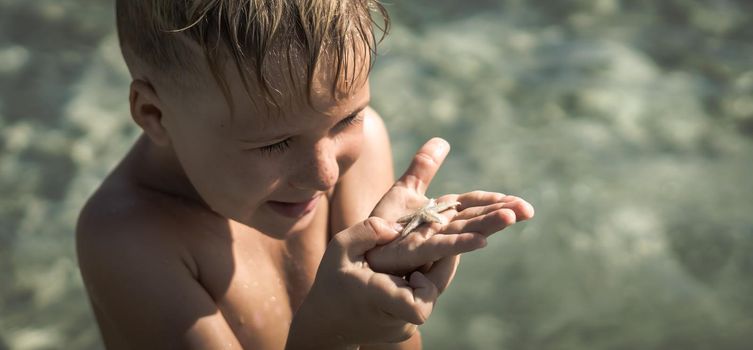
[1,1,752,349]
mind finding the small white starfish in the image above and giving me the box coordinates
[397,198,461,237]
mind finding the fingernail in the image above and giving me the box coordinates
[430,138,449,158]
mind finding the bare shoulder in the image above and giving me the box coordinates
[76,178,240,348]
[350,107,394,182]
[330,107,395,233]
[76,179,194,280]
[78,181,180,246]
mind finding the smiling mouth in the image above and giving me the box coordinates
[266,195,321,218]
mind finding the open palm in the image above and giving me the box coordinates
[366,138,535,287]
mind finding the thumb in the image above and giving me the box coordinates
[334,217,401,262]
[395,138,450,196]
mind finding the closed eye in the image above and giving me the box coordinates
[250,108,366,156]
[336,110,364,130]
[257,138,291,156]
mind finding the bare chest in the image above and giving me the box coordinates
[188,202,330,348]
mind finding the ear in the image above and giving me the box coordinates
[129,79,171,147]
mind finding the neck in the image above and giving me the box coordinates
[126,134,208,208]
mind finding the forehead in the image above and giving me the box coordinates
[224,43,371,128]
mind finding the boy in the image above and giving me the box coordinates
[76,1,534,349]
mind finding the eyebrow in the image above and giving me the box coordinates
[237,101,369,144]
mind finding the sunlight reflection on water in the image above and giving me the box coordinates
[2,1,753,349]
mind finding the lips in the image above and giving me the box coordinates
[267,194,321,218]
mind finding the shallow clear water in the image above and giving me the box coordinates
[1,1,752,349]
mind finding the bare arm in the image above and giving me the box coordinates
[330,107,395,233]
[76,206,242,349]
[329,108,422,350]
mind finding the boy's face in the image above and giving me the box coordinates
[155,52,370,237]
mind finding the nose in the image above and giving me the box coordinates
[290,139,340,191]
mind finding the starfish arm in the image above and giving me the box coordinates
[401,216,422,236]
[396,198,459,236]
[423,210,447,225]
[397,214,414,224]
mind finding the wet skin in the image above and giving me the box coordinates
[76,46,534,349]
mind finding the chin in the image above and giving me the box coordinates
[240,204,320,240]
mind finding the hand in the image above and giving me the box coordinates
[287,218,439,349]
[366,138,535,275]
[369,191,534,276]
[438,191,535,238]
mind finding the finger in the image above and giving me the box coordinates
[453,191,509,211]
[423,255,461,294]
[491,196,534,222]
[407,271,438,323]
[368,273,426,325]
[365,232,486,274]
[455,196,535,222]
[333,217,400,263]
[395,138,450,196]
[415,233,487,262]
[418,262,433,273]
[506,196,535,221]
[443,208,518,237]
[453,202,508,221]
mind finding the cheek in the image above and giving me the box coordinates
[199,157,283,220]
[172,133,280,211]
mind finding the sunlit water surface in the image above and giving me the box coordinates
[1,1,752,349]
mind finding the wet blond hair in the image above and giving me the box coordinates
[116,0,389,105]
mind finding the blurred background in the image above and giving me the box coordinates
[1,0,752,349]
